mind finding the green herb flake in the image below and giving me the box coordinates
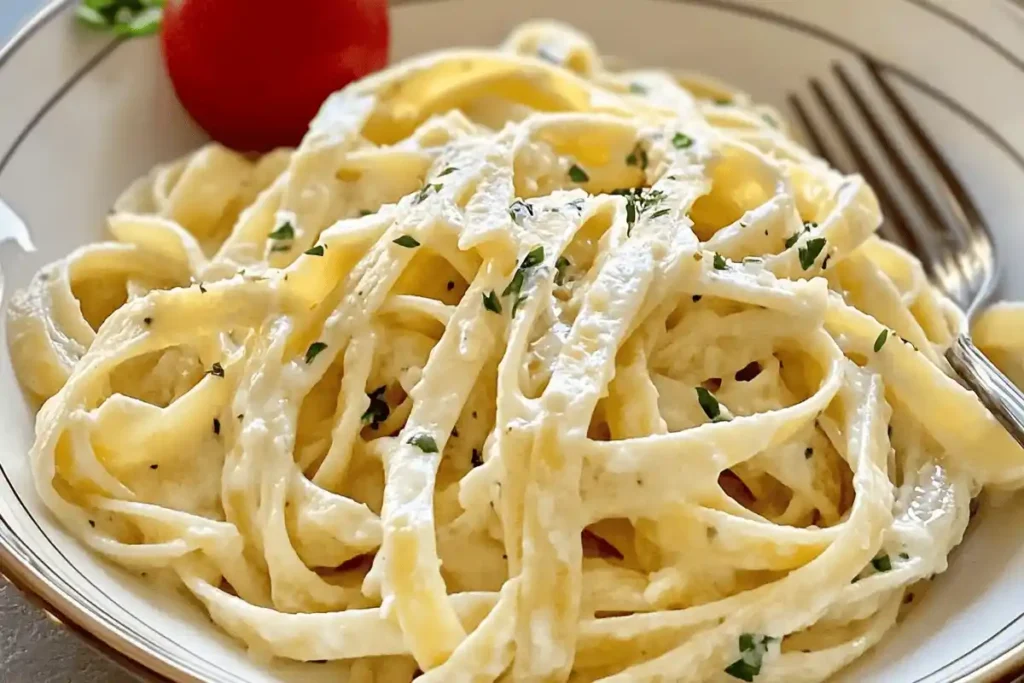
[625,196,637,234]
[393,235,421,248]
[414,183,443,204]
[521,246,545,269]
[874,329,889,352]
[568,164,589,183]
[672,132,694,149]
[715,97,734,106]
[555,256,571,286]
[268,222,295,241]
[437,166,458,177]
[696,387,721,421]
[798,237,827,270]
[899,552,910,560]
[304,342,328,364]
[713,253,728,270]
[482,290,502,314]
[650,208,671,220]
[724,633,773,682]
[502,269,525,299]
[784,233,800,249]
[305,245,325,256]
[408,433,439,453]
[270,244,291,253]
[512,295,528,317]
[508,199,534,225]
[629,82,648,95]
[361,386,390,426]
[625,142,649,170]
[871,554,893,572]
[359,209,373,216]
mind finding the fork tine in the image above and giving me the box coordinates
[863,59,987,235]
[863,59,996,302]
[804,78,928,259]
[787,94,830,162]
[830,63,963,245]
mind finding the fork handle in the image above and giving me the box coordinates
[946,334,1024,448]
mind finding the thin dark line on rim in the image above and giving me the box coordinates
[0,0,75,71]
[0,38,122,178]
[902,0,1024,74]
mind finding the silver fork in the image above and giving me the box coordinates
[788,60,1024,447]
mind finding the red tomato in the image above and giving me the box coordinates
[160,0,390,152]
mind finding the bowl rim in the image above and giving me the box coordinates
[2,1,1024,681]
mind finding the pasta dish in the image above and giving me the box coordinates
[10,21,1024,683]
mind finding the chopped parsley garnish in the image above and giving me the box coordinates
[713,253,728,270]
[650,208,671,220]
[616,187,667,236]
[268,222,295,241]
[482,290,502,314]
[270,244,291,253]
[568,164,589,183]
[521,246,545,269]
[874,329,889,352]
[361,386,390,426]
[672,132,694,149]
[899,552,910,560]
[798,237,827,270]
[715,97,734,106]
[555,256,571,286]
[212,418,221,436]
[724,633,773,681]
[503,247,546,305]
[359,209,373,216]
[413,183,443,204]
[437,166,458,177]
[625,142,649,170]
[629,82,648,94]
[508,199,534,225]
[76,0,163,37]
[871,554,893,572]
[784,233,800,249]
[304,342,328,364]
[305,245,325,256]
[208,362,225,378]
[408,433,439,453]
[696,387,722,421]
[503,269,525,298]
[393,234,420,248]
[471,448,483,467]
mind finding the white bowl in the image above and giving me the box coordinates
[2,1,1024,681]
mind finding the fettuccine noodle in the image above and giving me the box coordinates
[9,21,1024,683]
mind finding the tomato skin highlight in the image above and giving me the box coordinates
[160,0,390,152]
